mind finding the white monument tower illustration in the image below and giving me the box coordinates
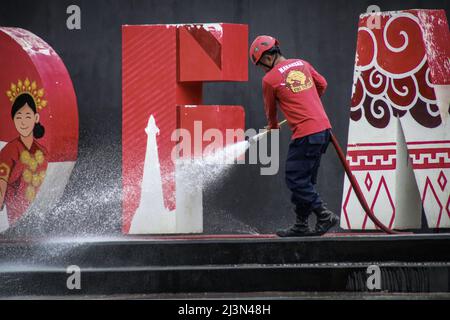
[129,114,175,234]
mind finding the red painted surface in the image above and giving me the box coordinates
[415,9,450,85]
[122,26,199,231]
[122,24,248,234]
[177,105,245,158]
[178,24,248,82]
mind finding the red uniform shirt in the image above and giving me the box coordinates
[262,58,332,139]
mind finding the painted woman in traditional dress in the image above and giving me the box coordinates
[0,79,48,226]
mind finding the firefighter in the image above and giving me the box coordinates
[250,35,340,237]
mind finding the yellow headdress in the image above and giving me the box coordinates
[5,78,47,111]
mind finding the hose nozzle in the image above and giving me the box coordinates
[247,120,287,145]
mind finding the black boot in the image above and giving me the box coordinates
[276,209,314,237]
[313,205,340,235]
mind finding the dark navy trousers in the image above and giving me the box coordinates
[285,129,331,215]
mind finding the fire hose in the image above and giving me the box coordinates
[250,120,400,234]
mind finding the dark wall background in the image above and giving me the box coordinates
[1,0,448,236]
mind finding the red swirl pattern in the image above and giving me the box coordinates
[386,76,417,108]
[377,15,426,75]
[351,12,447,128]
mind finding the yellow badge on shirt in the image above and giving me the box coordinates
[286,70,313,93]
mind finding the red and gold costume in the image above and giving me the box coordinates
[0,138,48,224]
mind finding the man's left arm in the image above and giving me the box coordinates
[263,79,279,129]
[307,62,328,97]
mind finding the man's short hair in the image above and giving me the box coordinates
[263,45,281,57]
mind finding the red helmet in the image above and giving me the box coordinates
[249,35,280,65]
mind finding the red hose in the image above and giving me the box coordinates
[330,132,400,234]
